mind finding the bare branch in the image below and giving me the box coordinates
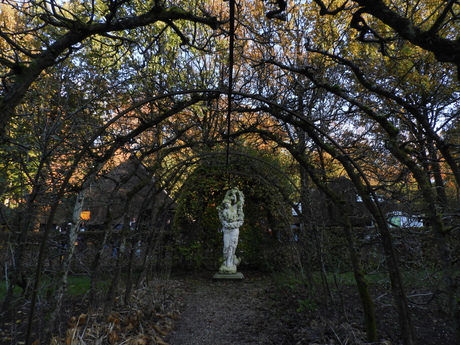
[312,0,351,15]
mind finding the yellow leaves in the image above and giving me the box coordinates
[0,2,42,61]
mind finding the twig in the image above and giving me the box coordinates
[330,325,348,345]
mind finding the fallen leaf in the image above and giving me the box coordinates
[107,330,119,345]
[77,314,88,326]
[129,335,149,345]
[50,337,63,345]
[154,336,169,345]
[153,324,167,336]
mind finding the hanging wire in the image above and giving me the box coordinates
[225,0,235,177]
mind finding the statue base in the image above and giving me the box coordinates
[213,272,244,280]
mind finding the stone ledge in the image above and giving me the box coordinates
[213,272,244,280]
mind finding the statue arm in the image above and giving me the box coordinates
[237,191,245,205]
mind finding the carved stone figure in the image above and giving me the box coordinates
[217,187,244,274]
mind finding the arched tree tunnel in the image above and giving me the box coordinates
[1,1,459,344]
[2,88,453,344]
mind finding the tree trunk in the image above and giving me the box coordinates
[420,185,459,341]
[345,170,415,345]
[45,191,85,339]
[338,207,377,342]
[89,222,111,306]
[105,213,130,314]
[386,138,459,342]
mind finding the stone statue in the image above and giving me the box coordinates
[217,187,244,274]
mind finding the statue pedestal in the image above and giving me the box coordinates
[213,272,244,280]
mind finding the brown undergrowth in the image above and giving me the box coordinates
[0,269,454,344]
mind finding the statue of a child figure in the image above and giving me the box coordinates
[217,187,244,274]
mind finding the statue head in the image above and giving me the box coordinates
[222,187,243,206]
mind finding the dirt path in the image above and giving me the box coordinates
[165,271,290,345]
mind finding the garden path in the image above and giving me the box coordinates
[165,271,291,345]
